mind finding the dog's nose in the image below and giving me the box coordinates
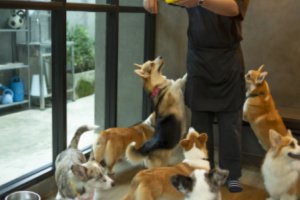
[111,182,115,187]
[157,56,163,60]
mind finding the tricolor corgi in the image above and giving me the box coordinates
[126,56,187,168]
[55,125,114,200]
[171,167,229,200]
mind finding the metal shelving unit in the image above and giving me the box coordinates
[0,12,31,110]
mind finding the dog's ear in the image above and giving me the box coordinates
[71,164,89,181]
[287,129,293,137]
[257,64,265,72]
[180,139,193,150]
[197,133,208,144]
[134,69,150,79]
[257,71,268,84]
[134,63,142,69]
[269,129,282,148]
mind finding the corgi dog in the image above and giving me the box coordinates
[121,128,210,200]
[92,113,155,175]
[126,56,187,168]
[171,167,229,200]
[262,129,300,200]
[243,65,288,150]
[55,125,114,200]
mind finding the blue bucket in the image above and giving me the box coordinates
[10,76,24,102]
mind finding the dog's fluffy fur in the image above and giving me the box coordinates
[171,167,229,200]
[92,113,155,174]
[55,125,114,200]
[121,128,210,200]
[243,65,288,150]
[126,56,187,168]
[262,129,300,200]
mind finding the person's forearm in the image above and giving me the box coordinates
[201,0,239,17]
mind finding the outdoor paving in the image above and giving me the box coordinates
[0,95,97,185]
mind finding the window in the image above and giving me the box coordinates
[0,1,154,198]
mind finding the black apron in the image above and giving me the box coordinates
[184,4,247,112]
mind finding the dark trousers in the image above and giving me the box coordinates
[191,109,242,179]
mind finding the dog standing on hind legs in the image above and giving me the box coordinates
[126,56,187,168]
[243,64,288,150]
[55,125,114,200]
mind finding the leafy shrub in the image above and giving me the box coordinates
[67,24,95,72]
[75,79,94,98]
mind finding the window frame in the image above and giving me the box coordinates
[0,0,155,198]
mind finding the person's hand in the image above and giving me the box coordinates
[173,0,198,8]
[143,0,159,14]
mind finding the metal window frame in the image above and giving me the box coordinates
[0,1,155,198]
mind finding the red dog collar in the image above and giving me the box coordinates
[150,86,161,98]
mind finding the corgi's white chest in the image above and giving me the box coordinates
[262,155,299,197]
[187,170,217,200]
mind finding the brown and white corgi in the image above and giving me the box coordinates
[92,113,155,175]
[262,129,300,200]
[243,65,288,150]
[126,56,187,168]
[121,128,210,200]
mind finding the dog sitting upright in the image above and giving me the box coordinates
[126,56,187,168]
[55,125,114,200]
[92,113,155,175]
[122,128,210,200]
[171,167,229,200]
[243,65,288,150]
[262,129,300,200]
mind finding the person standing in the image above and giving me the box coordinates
[143,0,249,193]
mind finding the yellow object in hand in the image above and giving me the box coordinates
[165,0,176,4]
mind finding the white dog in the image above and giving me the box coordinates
[262,129,300,200]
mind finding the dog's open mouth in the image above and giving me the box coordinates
[158,61,164,73]
[288,152,300,160]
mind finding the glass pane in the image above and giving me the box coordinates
[66,11,106,149]
[67,0,107,4]
[117,13,145,126]
[0,9,52,185]
[120,0,143,6]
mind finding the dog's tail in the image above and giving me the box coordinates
[92,130,110,163]
[177,73,187,90]
[126,142,147,165]
[69,125,98,149]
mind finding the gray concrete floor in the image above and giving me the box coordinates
[0,95,97,185]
